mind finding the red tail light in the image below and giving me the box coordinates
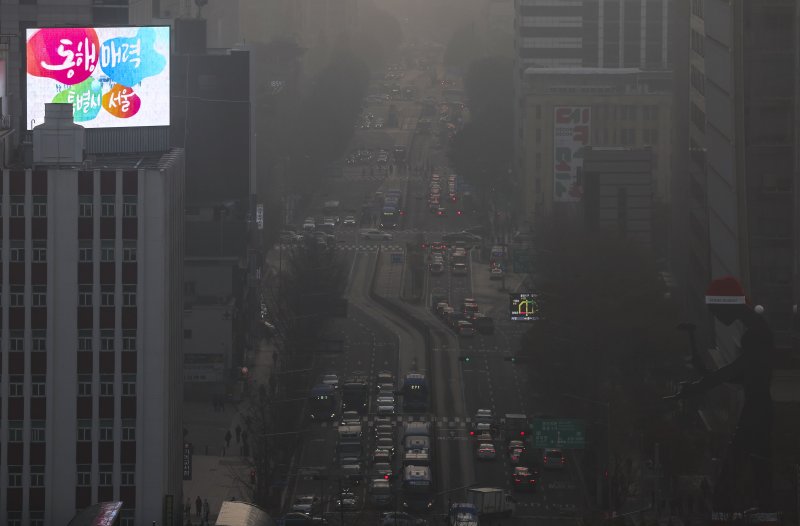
[384,474,390,480]
[513,478,520,484]
[543,457,548,463]
[520,431,525,436]
[400,210,406,216]
[456,210,462,216]
[561,458,567,464]
[531,479,536,484]
[469,431,475,436]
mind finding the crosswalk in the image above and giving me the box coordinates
[318,414,530,428]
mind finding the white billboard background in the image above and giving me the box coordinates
[26,26,170,129]
[553,106,591,202]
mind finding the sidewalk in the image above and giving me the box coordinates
[182,334,277,523]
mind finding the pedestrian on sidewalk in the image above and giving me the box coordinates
[184,497,191,518]
[195,495,202,517]
[225,430,232,448]
[235,424,242,444]
[203,498,210,523]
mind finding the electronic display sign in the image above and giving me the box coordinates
[26,26,170,129]
[510,292,540,321]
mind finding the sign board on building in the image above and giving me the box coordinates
[256,203,264,230]
[510,292,540,321]
[553,106,590,202]
[26,26,171,129]
[532,418,586,448]
[183,442,193,480]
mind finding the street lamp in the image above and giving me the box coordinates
[562,393,612,515]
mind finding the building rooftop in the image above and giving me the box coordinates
[524,67,645,76]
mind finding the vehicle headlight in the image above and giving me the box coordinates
[402,502,409,508]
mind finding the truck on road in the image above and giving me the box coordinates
[448,502,479,526]
[466,487,515,518]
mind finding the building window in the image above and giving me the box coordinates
[79,285,93,307]
[691,29,704,57]
[122,330,136,352]
[32,196,47,217]
[77,421,92,442]
[32,330,46,352]
[101,285,115,307]
[691,0,703,18]
[99,465,113,486]
[78,329,93,351]
[691,102,706,132]
[77,465,91,486]
[691,65,705,95]
[10,285,24,306]
[8,466,22,487]
[120,514,135,526]
[32,285,47,307]
[10,196,24,217]
[99,421,114,442]
[123,195,137,217]
[79,240,93,262]
[31,375,46,397]
[123,285,136,307]
[31,421,45,443]
[621,129,635,145]
[30,513,45,526]
[78,375,92,396]
[8,513,22,526]
[101,329,114,351]
[32,240,47,262]
[10,330,24,351]
[9,420,23,441]
[122,421,136,441]
[643,129,659,145]
[100,376,114,397]
[10,241,25,262]
[9,376,24,397]
[101,195,115,217]
[79,195,93,218]
[123,240,137,262]
[122,375,136,396]
[121,465,135,486]
[101,240,115,262]
[30,465,45,487]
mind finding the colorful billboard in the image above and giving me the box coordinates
[553,106,590,202]
[26,26,170,129]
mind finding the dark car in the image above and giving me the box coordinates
[441,231,482,245]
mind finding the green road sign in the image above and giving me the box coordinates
[532,418,586,449]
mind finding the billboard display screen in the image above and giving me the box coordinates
[26,26,170,129]
[510,292,540,321]
[553,106,590,202]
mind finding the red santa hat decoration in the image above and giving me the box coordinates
[705,275,764,313]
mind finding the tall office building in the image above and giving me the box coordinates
[685,0,797,354]
[0,105,185,526]
[512,0,673,218]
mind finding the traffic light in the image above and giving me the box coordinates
[459,355,472,363]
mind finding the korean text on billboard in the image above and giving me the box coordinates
[26,26,170,129]
[553,106,590,202]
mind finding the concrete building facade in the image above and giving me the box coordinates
[0,105,184,525]
[519,68,671,226]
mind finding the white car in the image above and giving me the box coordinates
[490,267,504,280]
[476,443,496,460]
[376,395,396,415]
[361,229,392,241]
[343,215,357,226]
[291,495,320,514]
[321,373,339,389]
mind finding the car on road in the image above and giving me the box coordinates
[375,436,395,454]
[435,302,451,317]
[471,314,495,335]
[510,448,524,465]
[508,440,525,453]
[490,266,504,280]
[543,448,567,469]
[451,262,468,276]
[475,409,493,421]
[291,495,321,514]
[342,215,357,226]
[429,261,445,275]
[374,416,394,427]
[376,370,395,384]
[280,231,303,244]
[374,424,394,438]
[302,219,316,232]
[373,462,393,480]
[361,229,393,241]
[511,466,538,489]
[335,490,358,510]
[373,448,393,464]
[456,320,475,337]
[376,396,396,416]
[476,443,496,460]
[340,411,361,426]
[377,382,395,396]
[435,206,447,217]
[381,511,423,526]
[321,374,339,390]
[370,478,393,507]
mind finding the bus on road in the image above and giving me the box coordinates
[401,373,429,412]
[308,384,337,421]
